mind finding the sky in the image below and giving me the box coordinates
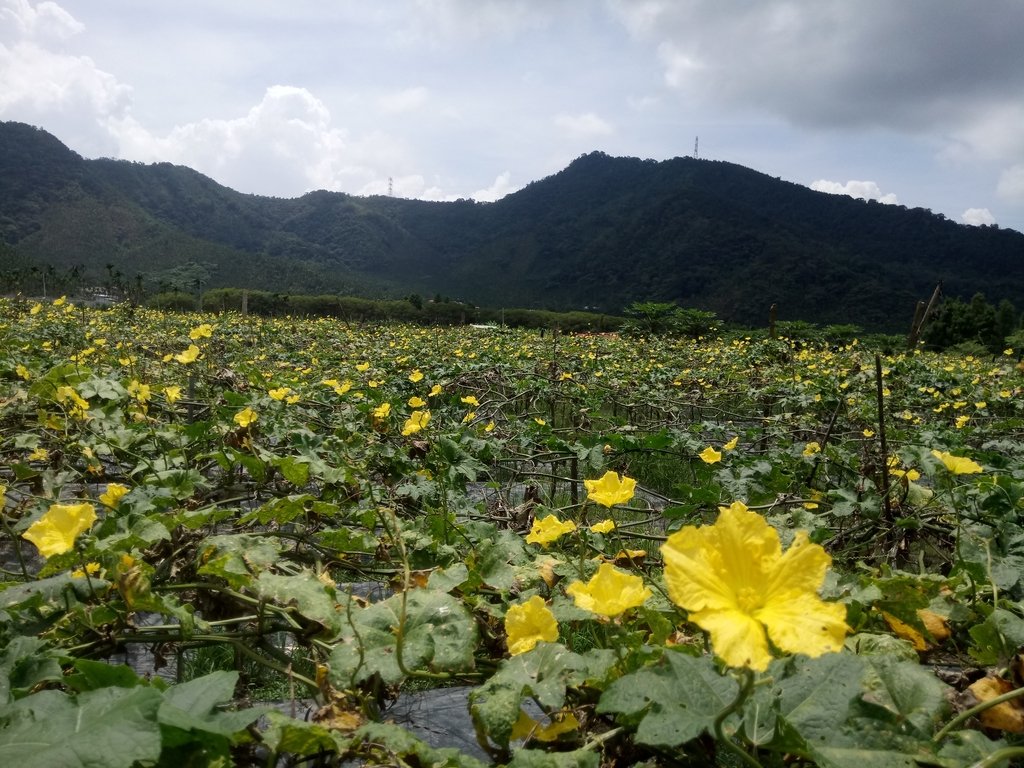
[3,0,1024,232]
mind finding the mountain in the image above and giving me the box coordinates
[2,120,1023,330]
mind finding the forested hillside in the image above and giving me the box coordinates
[2,121,1022,330]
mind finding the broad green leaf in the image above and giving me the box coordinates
[861,655,950,736]
[0,636,63,703]
[159,670,269,739]
[352,721,487,768]
[470,643,602,748]
[65,659,141,693]
[261,711,352,756]
[0,686,162,768]
[197,533,282,589]
[597,651,737,747]
[329,588,476,686]
[274,455,311,486]
[257,571,343,637]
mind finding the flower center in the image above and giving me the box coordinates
[736,586,763,614]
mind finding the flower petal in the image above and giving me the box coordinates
[756,592,849,659]
[690,607,773,671]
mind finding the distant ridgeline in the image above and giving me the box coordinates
[2,120,1024,332]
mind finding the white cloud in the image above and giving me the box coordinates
[961,208,996,226]
[0,0,83,42]
[810,179,898,204]
[471,171,517,202]
[108,86,375,197]
[997,164,1024,202]
[554,112,614,139]
[0,1,130,154]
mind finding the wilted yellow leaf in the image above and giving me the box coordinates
[967,677,1024,733]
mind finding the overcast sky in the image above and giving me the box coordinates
[3,0,1024,232]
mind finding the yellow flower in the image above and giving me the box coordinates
[510,710,579,742]
[461,411,477,424]
[534,417,546,426]
[584,470,636,508]
[27,447,49,462]
[699,446,722,464]
[407,396,427,408]
[429,384,443,397]
[127,380,151,403]
[164,385,183,404]
[661,501,848,671]
[566,562,651,617]
[52,295,66,306]
[22,502,98,558]
[99,483,130,507]
[15,364,31,380]
[268,387,293,401]
[505,595,559,655]
[355,361,370,372]
[525,515,577,547]
[862,429,875,438]
[955,415,970,429]
[174,344,201,364]
[188,323,214,340]
[461,395,479,407]
[408,369,424,383]
[29,303,41,315]
[931,450,983,475]
[802,441,821,457]
[590,519,616,534]
[71,561,101,579]
[372,402,391,419]
[723,436,739,451]
[484,421,496,432]
[234,407,258,428]
[402,410,431,436]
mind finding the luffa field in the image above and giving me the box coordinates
[2,296,1024,767]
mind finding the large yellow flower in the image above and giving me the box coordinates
[525,515,577,547]
[505,595,559,655]
[234,407,258,428]
[661,501,848,671]
[98,483,130,508]
[402,410,431,436]
[699,446,722,464]
[584,470,636,508]
[22,502,98,558]
[566,562,651,617]
[931,450,983,475]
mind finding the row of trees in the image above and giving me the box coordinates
[151,287,621,333]
[922,293,1021,354]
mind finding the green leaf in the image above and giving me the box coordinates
[861,655,950,736]
[274,455,310,486]
[506,747,600,768]
[0,636,63,703]
[260,711,352,756]
[470,643,597,748]
[329,589,476,686]
[159,670,269,739]
[65,659,142,693]
[257,571,343,637]
[0,686,163,768]
[352,722,488,768]
[197,533,281,589]
[597,651,737,747]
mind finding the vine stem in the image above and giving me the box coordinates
[713,668,764,768]
[968,747,1024,768]
[933,683,1024,743]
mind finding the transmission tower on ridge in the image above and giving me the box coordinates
[694,136,699,159]
[388,177,393,196]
